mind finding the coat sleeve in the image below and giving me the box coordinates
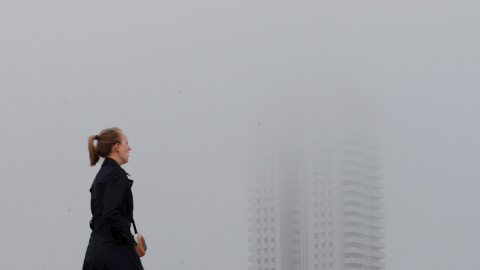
[103,169,135,246]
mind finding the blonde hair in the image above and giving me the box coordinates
[88,127,122,166]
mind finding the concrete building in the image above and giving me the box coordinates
[248,97,385,270]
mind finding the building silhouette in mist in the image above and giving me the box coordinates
[248,96,385,270]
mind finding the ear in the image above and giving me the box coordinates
[114,143,120,152]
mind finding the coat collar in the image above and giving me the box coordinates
[102,157,120,167]
[102,158,133,186]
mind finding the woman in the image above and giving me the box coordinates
[83,127,144,270]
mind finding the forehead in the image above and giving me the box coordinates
[119,131,128,141]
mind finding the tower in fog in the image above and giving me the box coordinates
[248,94,385,270]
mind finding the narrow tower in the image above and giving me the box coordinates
[248,94,385,270]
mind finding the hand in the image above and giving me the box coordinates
[134,233,143,245]
[134,233,146,257]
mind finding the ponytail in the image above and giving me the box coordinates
[88,135,100,166]
[88,127,122,166]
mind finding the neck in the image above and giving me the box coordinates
[107,154,123,166]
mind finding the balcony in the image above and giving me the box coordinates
[343,226,385,240]
[343,246,386,259]
[370,230,386,239]
[339,155,382,171]
[372,251,386,259]
[370,240,386,249]
[343,185,384,200]
[343,215,385,229]
[344,258,386,269]
[343,236,369,246]
[343,194,384,209]
[343,204,384,220]
[340,166,383,180]
[371,261,386,268]
[370,189,384,199]
[344,258,365,265]
[343,247,370,257]
[342,178,383,190]
[343,185,370,195]
[343,236,385,249]
[341,176,384,191]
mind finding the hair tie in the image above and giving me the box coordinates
[95,135,99,140]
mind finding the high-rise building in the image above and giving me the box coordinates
[248,96,385,270]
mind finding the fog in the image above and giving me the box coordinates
[1,0,479,269]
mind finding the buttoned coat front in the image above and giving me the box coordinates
[83,158,143,270]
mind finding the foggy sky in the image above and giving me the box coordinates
[1,1,479,269]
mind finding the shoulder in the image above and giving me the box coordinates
[107,165,129,182]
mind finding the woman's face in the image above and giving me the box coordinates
[117,132,131,165]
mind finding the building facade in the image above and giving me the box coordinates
[248,98,385,270]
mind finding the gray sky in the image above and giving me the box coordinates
[1,0,479,269]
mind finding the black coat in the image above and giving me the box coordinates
[83,158,143,270]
